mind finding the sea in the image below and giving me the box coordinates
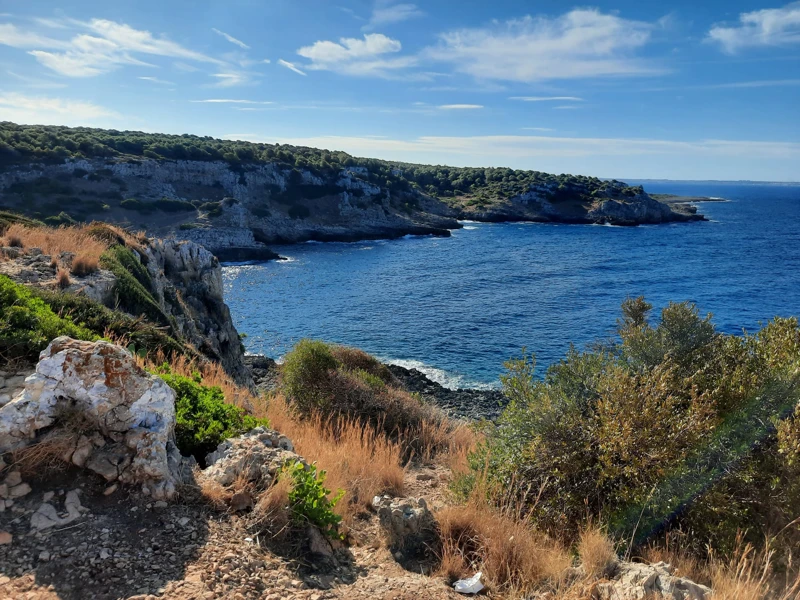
[222,181,800,389]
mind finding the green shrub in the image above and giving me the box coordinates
[0,275,96,361]
[281,339,340,413]
[34,287,192,361]
[467,298,800,556]
[157,367,267,461]
[153,198,195,213]
[100,245,172,328]
[284,461,344,539]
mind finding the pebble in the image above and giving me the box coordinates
[103,484,118,496]
[38,551,50,561]
[0,531,12,545]
[154,501,169,509]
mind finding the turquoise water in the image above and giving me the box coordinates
[222,182,800,388]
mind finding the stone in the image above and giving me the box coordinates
[103,484,118,496]
[0,337,185,499]
[595,561,712,600]
[3,470,21,487]
[372,495,440,560]
[42,491,54,502]
[30,490,84,531]
[0,483,7,499]
[307,526,334,560]
[0,531,11,544]
[8,483,31,498]
[38,550,50,561]
[203,427,299,489]
[154,501,168,509]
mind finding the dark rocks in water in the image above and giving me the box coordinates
[244,355,280,394]
[242,354,507,421]
[386,364,508,421]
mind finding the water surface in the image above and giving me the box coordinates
[223,182,800,388]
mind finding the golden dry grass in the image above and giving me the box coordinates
[265,395,406,524]
[578,526,617,579]
[2,223,111,269]
[437,500,572,596]
[56,267,71,289]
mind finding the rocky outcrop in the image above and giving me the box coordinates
[203,426,299,489]
[386,364,507,420]
[372,495,439,562]
[594,561,712,600]
[145,238,250,384]
[0,337,184,499]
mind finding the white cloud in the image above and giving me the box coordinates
[296,33,418,78]
[708,2,800,53]
[2,18,221,77]
[0,22,66,48]
[211,72,252,87]
[174,61,200,72]
[427,9,660,83]
[0,92,119,126]
[262,58,271,64]
[364,2,424,31]
[212,27,249,50]
[278,58,307,76]
[191,99,273,104]
[553,105,580,110]
[438,104,483,110]
[139,75,174,84]
[510,96,584,102]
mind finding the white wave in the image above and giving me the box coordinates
[463,226,477,230]
[458,220,480,224]
[384,358,499,390]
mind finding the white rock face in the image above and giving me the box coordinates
[0,337,182,499]
[203,426,299,489]
[595,561,712,600]
[372,495,438,556]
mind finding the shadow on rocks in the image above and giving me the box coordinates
[0,463,210,600]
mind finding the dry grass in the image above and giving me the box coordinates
[437,500,572,596]
[265,395,406,524]
[2,223,111,268]
[707,542,800,600]
[71,254,99,276]
[56,267,71,289]
[253,476,292,538]
[10,429,81,476]
[578,526,617,579]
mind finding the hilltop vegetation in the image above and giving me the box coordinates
[0,121,640,202]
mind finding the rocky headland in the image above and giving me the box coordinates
[0,123,709,262]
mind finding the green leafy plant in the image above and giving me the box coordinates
[284,461,345,539]
[157,366,268,461]
[0,274,97,361]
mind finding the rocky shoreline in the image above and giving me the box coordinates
[245,354,507,421]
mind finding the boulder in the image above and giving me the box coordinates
[594,561,712,600]
[372,495,440,560]
[0,337,184,499]
[203,426,299,489]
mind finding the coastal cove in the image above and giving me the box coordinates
[224,181,800,388]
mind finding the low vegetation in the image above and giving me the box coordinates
[156,366,268,462]
[0,274,96,361]
[464,297,800,562]
[283,461,345,539]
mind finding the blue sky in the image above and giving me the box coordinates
[0,1,799,180]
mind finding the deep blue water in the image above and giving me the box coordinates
[223,182,800,389]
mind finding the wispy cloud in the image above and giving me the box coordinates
[438,104,483,110]
[708,2,800,53]
[509,96,584,102]
[211,27,249,50]
[364,2,424,31]
[191,99,273,104]
[553,105,581,110]
[6,70,67,89]
[642,78,800,92]
[1,18,223,77]
[427,9,661,83]
[278,58,307,76]
[296,33,419,79]
[0,92,120,125]
[211,72,253,87]
[139,75,174,85]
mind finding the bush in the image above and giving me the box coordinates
[467,298,800,555]
[71,254,99,276]
[153,198,195,213]
[99,245,172,328]
[0,275,96,361]
[281,340,451,457]
[157,367,267,461]
[284,461,344,539]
